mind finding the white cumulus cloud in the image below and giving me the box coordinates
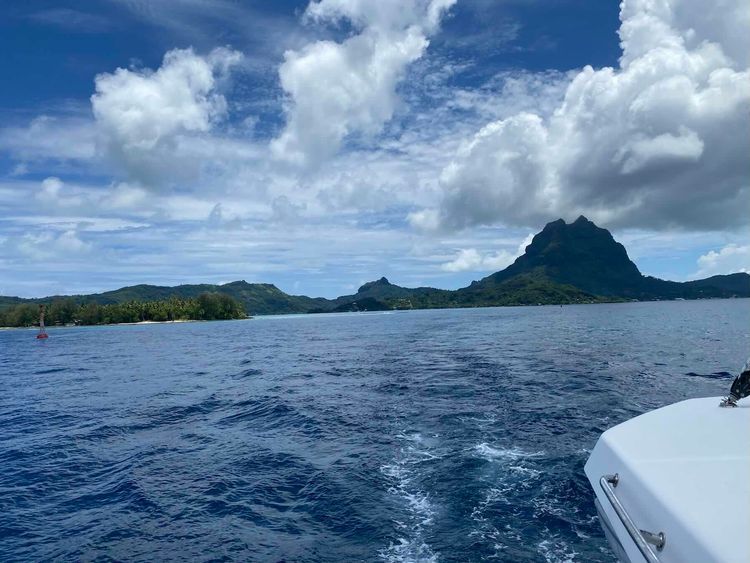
[441,233,533,272]
[695,244,750,277]
[441,248,511,272]
[412,0,750,232]
[271,0,456,166]
[91,47,242,186]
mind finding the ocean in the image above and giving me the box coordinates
[1,299,748,562]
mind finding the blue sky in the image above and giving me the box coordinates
[1,0,748,298]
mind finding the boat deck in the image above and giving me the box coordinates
[585,397,750,563]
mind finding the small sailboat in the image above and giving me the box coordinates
[585,360,750,562]
[36,304,49,339]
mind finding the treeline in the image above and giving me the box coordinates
[0,293,246,327]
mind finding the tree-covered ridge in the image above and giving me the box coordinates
[0,281,325,316]
[2,217,749,319]
[0,293,246,328]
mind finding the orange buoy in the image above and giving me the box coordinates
[37,304,49,339]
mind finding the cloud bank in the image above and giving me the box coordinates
[411,0,750,232]
[17,229,92,261]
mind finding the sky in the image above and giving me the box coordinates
[0,0,748,298]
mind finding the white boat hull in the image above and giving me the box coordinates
[585,397,750,563]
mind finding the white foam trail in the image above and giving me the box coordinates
[467,443,547,557]
[395,432,423,443]
[379,538,438,563]
[468,487,505,555]
[537,536,579,563]
[474,443,545,461]
[508,464,542,478]
[380,432,441,562]
[532,494,578,519]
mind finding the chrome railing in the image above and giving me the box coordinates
[599,473,665,563]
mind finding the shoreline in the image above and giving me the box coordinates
[1,297,747,329]
[0,317,252,331]
[113,319,196,326]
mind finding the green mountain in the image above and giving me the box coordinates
[333,216,749,307]
[322,277,453,310]
[454,272,602,307]
[326,297,392,313]
[2,217,748,320]
[682,273,750,294]
[468,215,748,301]
[319,274,600,309]
[476,216,642,296]
[1,281,328,316]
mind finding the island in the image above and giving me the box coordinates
[0,292,246,327]
[1,217,748,326]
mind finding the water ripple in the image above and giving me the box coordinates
[1,300,748,561]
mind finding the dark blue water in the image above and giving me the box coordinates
[1,300,748,562]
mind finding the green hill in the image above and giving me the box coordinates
[0,281,329,316]
[324,277,453,310]
[2,217,748,321]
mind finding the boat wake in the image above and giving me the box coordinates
[469,442,547,558]
[473,443,545,461]
[538,536,580,563]
[379,432,441,563]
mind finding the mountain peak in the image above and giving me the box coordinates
[357,277,391,293]
[542,216,594,231]
[542,218,566,231]
[480,216,643,296]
